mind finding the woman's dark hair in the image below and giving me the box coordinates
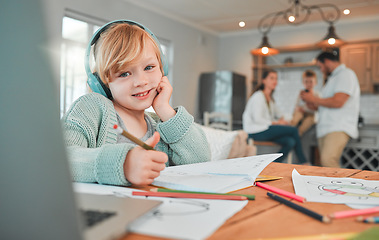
[316,51,339,63]
[262,68,277,80]
[253,68,277,93]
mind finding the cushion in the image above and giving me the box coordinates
[198,125,238,161]
[228,130,256,159]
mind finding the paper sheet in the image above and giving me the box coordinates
[74,183,248,240]
[292,169,379,205]
[153,153,282,193]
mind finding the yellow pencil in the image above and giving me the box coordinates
[113,124,155,150]
[151,188,255,200]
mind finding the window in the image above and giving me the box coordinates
[60,15,173,115]
[60,15,102,116]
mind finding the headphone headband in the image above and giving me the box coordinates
[90,20,145,46]
[84,20,168,99]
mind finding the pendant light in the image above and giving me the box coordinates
[251,35,279,56]
[316,23,344,48]
[252,0,343,55]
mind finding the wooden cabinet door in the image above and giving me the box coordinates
[340,44,372,92]
[372,43,379,83]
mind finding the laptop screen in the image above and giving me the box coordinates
[0,1,83,239]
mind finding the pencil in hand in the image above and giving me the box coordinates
[113,124,155,151]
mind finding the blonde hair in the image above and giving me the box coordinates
[93,23,163,86]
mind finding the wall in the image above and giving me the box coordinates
[41,0,219,116]
[218,17,379,124]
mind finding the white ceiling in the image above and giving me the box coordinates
[124,0,379,34]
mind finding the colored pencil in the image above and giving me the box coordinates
[256,182,306,203]
[357,216,379,223]
[152,188,255,200]
[113,124,155,150]
[132,191,248,201]
[331,206,379,219]
[267,192,331,223]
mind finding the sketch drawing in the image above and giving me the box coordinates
[292,169,379,205]
[308,180,379,200]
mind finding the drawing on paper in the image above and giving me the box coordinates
[152,199,210,218]
[307,180,379,200]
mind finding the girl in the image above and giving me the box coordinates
[62,20,210,186]
[242,69,308,164]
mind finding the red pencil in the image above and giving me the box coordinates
[255,182,306,203]
[331,206,379,219]
[132,191,248,201]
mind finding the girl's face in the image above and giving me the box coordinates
[108,40,162,112]
[262,72,278,91]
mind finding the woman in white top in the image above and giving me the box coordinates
[243,69,308,164]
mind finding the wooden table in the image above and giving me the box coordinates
[123,163,379,240]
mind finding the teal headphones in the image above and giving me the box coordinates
[85,20,168,99]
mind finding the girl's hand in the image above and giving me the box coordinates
[152,76,176,121]
[123,132,168,186]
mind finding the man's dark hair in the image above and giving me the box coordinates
[316,51,339,63]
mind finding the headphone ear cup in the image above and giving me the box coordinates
[87,72,113,99]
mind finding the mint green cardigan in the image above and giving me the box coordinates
[62,93,211,186]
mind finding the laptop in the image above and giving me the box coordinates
[77,193,161,240]
[0,1,161,239]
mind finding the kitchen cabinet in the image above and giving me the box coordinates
[340,40,379,93]
[372,43,379,83]
[298,125,379,171]
[341,124,379,171]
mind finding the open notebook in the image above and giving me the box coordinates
[0,2,161,239]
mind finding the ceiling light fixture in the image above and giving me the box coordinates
[251,35,279,55]
[252,0,344,56]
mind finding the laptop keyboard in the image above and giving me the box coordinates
[81,209,116,228]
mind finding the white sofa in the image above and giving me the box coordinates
[198,125,257,161]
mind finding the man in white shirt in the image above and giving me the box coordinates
[301,51,360,168]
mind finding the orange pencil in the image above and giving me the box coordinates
[132,191,248,201]
[113,124,155,150]
[256,182,306,203]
